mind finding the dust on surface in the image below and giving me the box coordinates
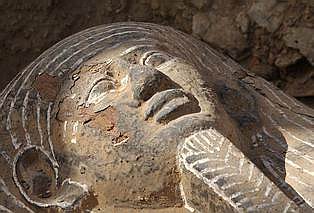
[84,106,129,145]
[15,147,57,201]
[33,73,61,101]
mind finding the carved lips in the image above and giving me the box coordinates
[143,88,201,124]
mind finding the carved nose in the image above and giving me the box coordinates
[129,65,179,101]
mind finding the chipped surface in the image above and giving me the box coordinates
[0,23,313,212]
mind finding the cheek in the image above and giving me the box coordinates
[86,105,132,146]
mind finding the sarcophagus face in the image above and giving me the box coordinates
[0,23,313,212]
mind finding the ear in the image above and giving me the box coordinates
[13,145,88,209]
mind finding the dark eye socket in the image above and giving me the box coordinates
[86,78,115,104]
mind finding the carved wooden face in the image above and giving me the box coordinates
[51,48,215,208]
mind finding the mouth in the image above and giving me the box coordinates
[145,112,214,154]
[143,88,201,123]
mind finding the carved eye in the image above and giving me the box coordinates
[86,79,115,105]
[141,51,172,67]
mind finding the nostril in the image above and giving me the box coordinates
[129,65,179,101]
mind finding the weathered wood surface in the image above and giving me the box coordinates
[0,22,313,212]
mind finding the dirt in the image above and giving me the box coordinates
[87,106,130,145]
[0,0,313,107]
[33,73,61,101]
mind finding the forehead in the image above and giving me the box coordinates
[84,43,173,68]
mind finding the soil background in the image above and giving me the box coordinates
[0,0,313,106]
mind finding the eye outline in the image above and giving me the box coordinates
[140,50,171,67]
[85,76,116,106]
